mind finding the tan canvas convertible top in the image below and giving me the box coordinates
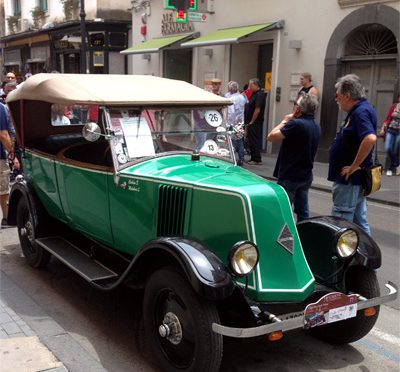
[7,73,231,107]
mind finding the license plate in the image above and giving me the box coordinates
[304,292,358,329]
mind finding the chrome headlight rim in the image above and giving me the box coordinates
[228,240,259,277]
[335,228,359,259]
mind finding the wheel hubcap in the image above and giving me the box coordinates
[24,220,34,242]
[158,312,182,345]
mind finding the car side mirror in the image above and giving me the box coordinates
[82,122,102,142]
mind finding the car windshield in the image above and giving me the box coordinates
[105,107,235,169]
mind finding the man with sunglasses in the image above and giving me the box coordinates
[328,74,377,235]
[211,78,222,96]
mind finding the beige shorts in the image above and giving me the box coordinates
[0,159,11,196]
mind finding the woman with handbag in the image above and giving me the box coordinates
[379,95,400,176]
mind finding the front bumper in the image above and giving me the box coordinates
[212,281,397,338]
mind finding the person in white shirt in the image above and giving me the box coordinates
[51,104,71,126]
[225,81,247,166]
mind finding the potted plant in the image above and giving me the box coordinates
[7,15,20,34]
[61,0,80,21]
[30,6,47,28]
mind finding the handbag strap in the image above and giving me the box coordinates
[373,143,379,165]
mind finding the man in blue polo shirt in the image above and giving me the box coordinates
[267,94,320,221]
[328,74,377,235]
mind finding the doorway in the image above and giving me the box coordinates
[342,59,396,167]
[163,49,192,83]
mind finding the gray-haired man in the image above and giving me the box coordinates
[328,74,377,235]
[225,81,246,165]
[267,94,320,221]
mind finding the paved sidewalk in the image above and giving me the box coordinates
[0,263,109,372]
[0,278,68,372]
[244,153,400,207]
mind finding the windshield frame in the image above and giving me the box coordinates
[103,106,235,172]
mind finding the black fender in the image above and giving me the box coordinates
[127,237,235,301]
[7,179,42,227]
[297,216,381,284]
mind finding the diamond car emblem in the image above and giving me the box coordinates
[277,224,294,254]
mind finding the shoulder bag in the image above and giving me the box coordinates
[360,147,382,197]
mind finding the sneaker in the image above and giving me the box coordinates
[237,161,244,166]
[396,166,400,176]
[1,218,10,228]
[246,160,262,165]
[386,170,393,176]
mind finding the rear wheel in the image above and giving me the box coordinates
[16,197,51,268]
[143,267,223,372]
[310,266,380,344]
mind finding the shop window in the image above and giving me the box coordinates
[13,0,21,16]
[39,0,48,12]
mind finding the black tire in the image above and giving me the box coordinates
[143,267,223,372]
[16,197,51,268]
[310,266,380,344]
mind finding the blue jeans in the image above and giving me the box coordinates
[331,182,370,235]
[384,129,400,170]
[232,138,244,164]
[278,177,312,222]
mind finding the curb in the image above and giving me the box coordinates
[260,175,400,208]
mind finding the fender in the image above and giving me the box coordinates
[297,216,381,283]
[129,237,235,301]
[7,179,42,227]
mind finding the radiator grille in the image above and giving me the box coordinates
[157,184,188,236]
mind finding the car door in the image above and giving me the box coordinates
[56,161,113,245]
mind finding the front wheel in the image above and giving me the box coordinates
[16,197,51,268]
[310,266,380,344]
[143,267,223,372]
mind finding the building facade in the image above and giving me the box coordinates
[123,0,400,160]
[1,0,131,77]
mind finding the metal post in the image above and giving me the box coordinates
[80,0,87,73]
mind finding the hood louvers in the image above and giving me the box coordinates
[157,185,188,237]
[277,224,294,255]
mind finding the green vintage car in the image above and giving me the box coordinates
[6,74,397,372]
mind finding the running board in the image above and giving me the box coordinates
[36,236,118,284]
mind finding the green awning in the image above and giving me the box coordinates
[120,33,195,55]
[181,22,283,48]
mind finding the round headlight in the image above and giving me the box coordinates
[336,229,358,258]
[229,241,259,276]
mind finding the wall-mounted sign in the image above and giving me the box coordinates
[89,32,105,47]
[161,13,194,36]
[188,12,207,22]
[93,51,104,67]
[109,32,127,48]
[290,72,301,86]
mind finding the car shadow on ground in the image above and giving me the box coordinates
[2,242,366,372]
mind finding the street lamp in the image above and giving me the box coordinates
[80,0,87,73]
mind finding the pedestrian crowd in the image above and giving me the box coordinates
[212,71,397,235]
[1,70,398,235]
